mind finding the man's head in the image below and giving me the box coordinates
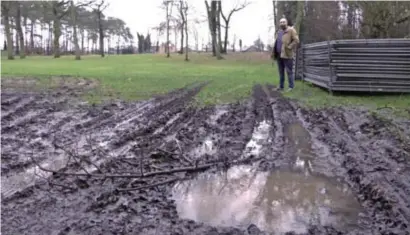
[279,18,288,30]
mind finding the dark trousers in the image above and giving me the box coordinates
[277,57,294,89]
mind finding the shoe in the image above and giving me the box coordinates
[275,87,284,91]
[286,88,293,92]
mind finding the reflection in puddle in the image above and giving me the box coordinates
[172,166,361,234]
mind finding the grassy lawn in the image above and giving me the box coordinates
[1,53,409,115]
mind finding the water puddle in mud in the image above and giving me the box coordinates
[1,152,69,198]
[243,121,272,157]
[285,122,315,171]
[172,166,362,234]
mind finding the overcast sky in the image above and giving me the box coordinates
[103,0,275,48]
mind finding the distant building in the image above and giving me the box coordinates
[159,43,176,54]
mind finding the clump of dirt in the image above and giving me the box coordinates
[1,80,410,235]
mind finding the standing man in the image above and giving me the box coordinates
[272,18,300,91]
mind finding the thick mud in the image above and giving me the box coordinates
[1,81,410,235]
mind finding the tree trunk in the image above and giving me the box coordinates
[174,28,178,52]
[80,29,85,53]
[2,3,14,60]
[53,18,61,58]
[23,16,29,54]
[15,30,20,56]
[272,0,277,27]
[166,2,170,57]
[185,9,189,61]
[30,21,34,54]
[97,11,104,57]
[16,3,26,59]
[71,0,81,60]
[179,24,184,54]
[217,1,223,53]
[223,19,229,53]
[205,0,218,57]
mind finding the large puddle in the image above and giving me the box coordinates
[171,166,362,234]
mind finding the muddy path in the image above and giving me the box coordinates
[1,81,410,235]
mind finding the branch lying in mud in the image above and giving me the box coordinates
[116,177,185,192]
[29,151,215,179]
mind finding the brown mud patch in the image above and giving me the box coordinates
[1,82,410,235]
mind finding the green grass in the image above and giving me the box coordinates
[2,53,410,115]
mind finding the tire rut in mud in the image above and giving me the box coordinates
[299,106,410,234]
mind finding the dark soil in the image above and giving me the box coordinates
[1,80,410,235]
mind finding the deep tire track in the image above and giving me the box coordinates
[299,108,410,234]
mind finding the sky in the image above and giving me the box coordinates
[103,0,275,48]
[0,0,275,49]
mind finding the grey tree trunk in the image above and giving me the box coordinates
[166,1,171,57]
[97,11,104,57]
[71,0,81,60]
[16,2,26,58]
[53,18,61,58]
[184,6,189,61]
[217,1,222,53]
[2,3,14,60]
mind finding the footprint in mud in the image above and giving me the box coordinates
[171,165,362,234]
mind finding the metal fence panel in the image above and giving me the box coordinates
[294,39,410,93]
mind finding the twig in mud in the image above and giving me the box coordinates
[31,161,77,191]
[156,148,177,156]
[51,138,91,175]
[173,137,194,165]
[117,177,185,192]
[138,148,144,177]
[85,133,106,173]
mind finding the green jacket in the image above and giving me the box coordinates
[272,27,300,59]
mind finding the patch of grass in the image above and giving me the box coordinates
[2,53,409,114]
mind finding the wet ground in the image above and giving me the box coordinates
[1,79,410,235]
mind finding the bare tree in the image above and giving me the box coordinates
[93,0,109,57]
[163,0,173,57]
[177,1,186,54]
[1,2,14,60]
[220,0,249,54]
[48,0,71,58]
[182,1,189,61]
[71,0,94,60]
[205,0,223,59]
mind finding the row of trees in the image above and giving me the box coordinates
[1,0,133,60]
[158,0,249,61]
[2,1,409,61]
[273,0,410,44]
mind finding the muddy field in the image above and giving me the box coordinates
[1,79,410,235]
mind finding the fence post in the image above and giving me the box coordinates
[327,39,334,95]
[301,43,304,83]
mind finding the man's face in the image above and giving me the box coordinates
[279,19,287,30]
